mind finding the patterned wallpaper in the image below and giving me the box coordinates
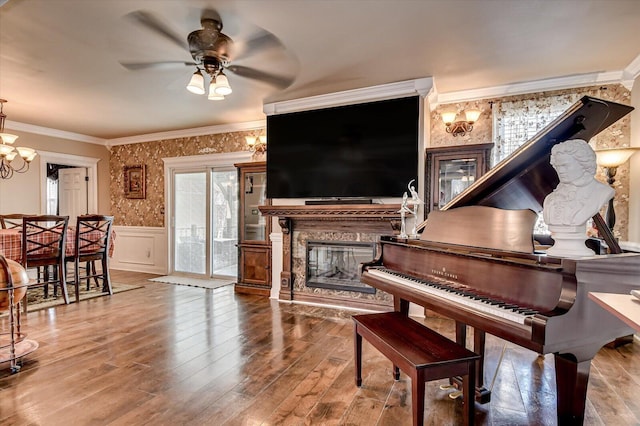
[110,130,264,227]
[110,84,633,239]
[430,84,633,240]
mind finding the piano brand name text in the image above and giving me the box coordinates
[431,268,458,280]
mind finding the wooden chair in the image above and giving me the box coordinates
[69,215,114,303]
[21,215,70,311]
[0,214,25,229]
[1,214,45,282]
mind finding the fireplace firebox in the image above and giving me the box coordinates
[306,241,376,293]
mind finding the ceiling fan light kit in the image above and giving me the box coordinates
[186,69,205,94]
[213,72,232,96]
[184,18,234,99]
[207,79,224,100]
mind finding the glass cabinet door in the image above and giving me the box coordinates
[425,143,493,214]
[437,158,478,208]
[243,171,267,241]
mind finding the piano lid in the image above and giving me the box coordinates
[441,96,634,213]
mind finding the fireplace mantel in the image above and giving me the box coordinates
[259,204,402,234]
[259,204,402,218]
[260,203,401,305]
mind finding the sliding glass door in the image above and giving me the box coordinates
[172,168,238,277]
[211,169,238,276]
[174,171,208,275]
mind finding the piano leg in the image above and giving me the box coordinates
[455,322,492,404]
[473,328,486,392]
[354,328,362,387]
[554,353,592,425]
[395,297,410,315]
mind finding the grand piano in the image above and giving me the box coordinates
[360,96,640,425]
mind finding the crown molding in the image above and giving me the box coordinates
[162,150,253,168]
[5,120,107,145]
[8,55,640,146]
[3,119,266,147]
[432,71,629,107]
[263,77,433,115]
[107,120,266,146]
[623,53,640,85]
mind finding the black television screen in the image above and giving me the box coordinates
[266,96,419,199]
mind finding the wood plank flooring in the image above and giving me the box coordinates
[1,270,639,425]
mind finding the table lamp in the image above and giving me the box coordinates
[595,147,640,230]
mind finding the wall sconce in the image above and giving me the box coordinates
[441,109,481,137]
[245,135,267,153]
[595,147,640,230]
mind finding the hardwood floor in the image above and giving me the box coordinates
[1,270,639,425]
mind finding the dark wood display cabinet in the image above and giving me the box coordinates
[425,143,493,215]
[234,161,271,295]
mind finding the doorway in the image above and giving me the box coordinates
[38,151,99,216]
[47,164,89,223]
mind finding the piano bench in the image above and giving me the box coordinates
[353,312,479,426]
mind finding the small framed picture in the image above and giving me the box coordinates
[124,164,146,199]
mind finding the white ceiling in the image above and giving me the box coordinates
[1,0,639,140]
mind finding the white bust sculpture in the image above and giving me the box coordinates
[543,139,614,257]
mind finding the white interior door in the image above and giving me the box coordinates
[58,167,88,223]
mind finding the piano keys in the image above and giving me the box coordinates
[360,96,640,425]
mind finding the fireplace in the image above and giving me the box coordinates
[306,241,376,293]
[259,203,400,309]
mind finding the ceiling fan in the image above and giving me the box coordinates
[120,9,295,99]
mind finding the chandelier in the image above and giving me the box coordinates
[0,99,37,179]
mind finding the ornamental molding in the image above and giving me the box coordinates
[259,204,402,220]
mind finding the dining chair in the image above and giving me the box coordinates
[1,214,46,282]
[69,215,114,303]
[21,215,70,311]
[0,213,25,229]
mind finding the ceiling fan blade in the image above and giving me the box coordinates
[237,30,285,60]
[226,65,294,88]
[126,11,189,51]
[120,61,196,71]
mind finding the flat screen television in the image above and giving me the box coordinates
[266,96,419,199]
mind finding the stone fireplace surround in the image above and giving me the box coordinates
[259,204,402,310]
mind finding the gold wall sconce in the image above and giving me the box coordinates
[441,109,481,137]
[246,135,267,153]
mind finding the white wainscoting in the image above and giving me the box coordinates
[110,226,168,274]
